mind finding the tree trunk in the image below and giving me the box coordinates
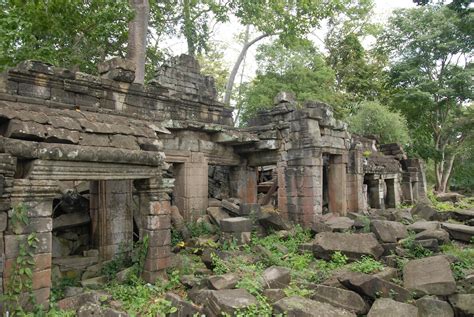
[223,33,269,108]
[183,0,196,56]
[440,154,456,193]
[127,0,150,84]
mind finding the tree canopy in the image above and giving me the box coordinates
[236,40,340,124]
[0,0,131,73]
[379,4,473,192]
[347,101,411,145]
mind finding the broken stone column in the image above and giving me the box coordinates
[90,180,133,261]
[3,179,58,310]
[173,152,208,221]
[135,178,172,283]
[229,163,257,204]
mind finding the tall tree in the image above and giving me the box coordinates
[325,0,386,110]
[379,5,473,192]
[223,0,358,107]
[128,0,150,84]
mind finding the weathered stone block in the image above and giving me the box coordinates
[403,255,456,296]
[0,211,7,231]
[51,87,76,104]
[144,215,171,230]
[313,232,384,260]
[143,256,172,271]
[273,296,356,317]
[407,220,440,233]
[18,83,51,99]
[411,203,438,221]
[370,220,408,243]
[441,223,474,242]
[208,272,239,290]
[416,296,454,317]
[414,229,449,244]
[5,232,52,258]
[220,217,252,233]
[448,294,474,317]
[368,298,418,317]
[339,272,411,302]
[9,216,52,234]
[149,201,171,215]
[146,246,171,260]
[53,212,90,231]
[140,229,171,247]
[311,285,369,315]
[261,266,291,289]
[206,289,258,316]
[207,207,230,226]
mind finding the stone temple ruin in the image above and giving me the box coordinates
[0,55,427,308]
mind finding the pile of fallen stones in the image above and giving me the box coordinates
[54,201,474,316]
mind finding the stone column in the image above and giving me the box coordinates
[0,154,15,312]
[368,178,385,209]
[279,151,323,228]
[230,163,257,204]
[3,180,58,311]
[401,173,414,204]
[90,180,133,261]
[328,155,347,216]
[135,178,172,283]
[385,178,397,208]
[173,153,208,221]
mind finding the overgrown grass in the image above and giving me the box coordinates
[350,256,384,274]
[441,243,474,280]
[105,272,180,316]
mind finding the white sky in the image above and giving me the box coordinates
[160,0,416,84]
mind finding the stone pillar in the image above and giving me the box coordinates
[401,173,414,204]
[230,163,257,204]
[3,180,58,311]
[368,178,385,209]
[173,153,208,221]
[385,178,397,208]
[90,180,133,261]
[135,178,172,283]
[279,151,323,228]
[328,155,347,216]
[0,154,15,312]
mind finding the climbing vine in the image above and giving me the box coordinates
[2,203,39,315]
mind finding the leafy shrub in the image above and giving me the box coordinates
[401,232,433,258]
[347,101,410,145]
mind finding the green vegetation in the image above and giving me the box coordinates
[401,232,434,259]
[1,204,42,314]
[347,101,411,145]
[350,256,384,274]
[237,39,341,124]
[106,274,177,316]
[380,4,473,193]
[441,243,474,281]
